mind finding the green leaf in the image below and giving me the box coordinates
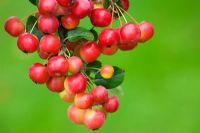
[90,29,98,41]
[86,60,102,76]
[29,0,39,6]
[103,0,110,9]
[26,16,44,40]
[94,66,125,89]
[66,27,94,42]
[108,86,124,96]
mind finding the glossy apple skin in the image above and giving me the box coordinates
[68,56,83,74]
[83,109,106,130]
[121,0,129,11]
[103,96,120,113]
[54,5,71,16]
[29,63,49,84]
[38,15,59,33]
[56,0,70,7]
[46,76,65,92]
[138,21,154,43]
[91,86,108,104]
[4,16,25,37]
[64,73,87,94]
[38,0,58,14]
[67,104,86,124]
[80,41,101,63]
[116,27,138,51]
[100,65,114,79]
[17,33,39,53]
[98,28,119,55]
[90,8,111,27]
[71,0,93,19]
[47,56,69,77]
[61,15,80,30]
[39,34,61,55]
[59,89,75,103]
[120,22,141,44]
[74,93,94,109]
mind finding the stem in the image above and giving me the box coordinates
[81,72,96,88]
[116,4,138,24]
[21,12,36,21]
[85,67,100,71]
[110,0,115,28]
[114,3,127,23]
[115,6,123,26]
[29,20,38,34]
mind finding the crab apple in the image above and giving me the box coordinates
[68,56,83,74]
[39,34,61,55]
[56,0,70,7]
[38,50,49,59]
[100,65,114,79]
[118,42,138,51]
[83,109,105,130]
[29,63,49,84]
[80,41,101,63]
[74,93,94,109]
[67,104,86,124]
[71,0,93,19]
[138,21,154,43]
[17,33,39,53]
[98,28,119,55]
[38,0,58,14]
[121,0,129,11]
[61,15,80,30]
[4,16,25,37]
[64,73,87,94]
[90,8,111,27]
[91,86,108,104]
[120,22,141,44]
[46,76,65,92]
[59,89,75,103]
[47,56,69,77]
[38,15,59,33]
[54,5,71,16]
[103,96,120,113]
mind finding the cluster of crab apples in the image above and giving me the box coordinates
[4,0,154,130]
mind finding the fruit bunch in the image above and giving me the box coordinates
[4,0,154,130]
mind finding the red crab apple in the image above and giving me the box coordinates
[38,0,58,14]
[116,27,138,51]
[90,8,111,27]
[80,41,101,63]
[47,56,69,77]
[38,15,59,33]
[68,56,83,74]
[29,63,49,84]
[38,50,49,59]
[121,0,129,11]
[56,0,70,7]
[46,76,65,92]
[71,0,93,18]
[17,33,39,53]
[61,15,80,30]
[4,16,25,37]
[39,34,61,55]
[74,93,94,109]
[64,73,87,94]
[103,96,120,113]
[120,22,141,44]
[54,5,71,16]
[67,104,86,124]
[83,109,106,130]
[91,86,108,104]
[59,89,75,103]
[138,21,154,43]
[100,65,114,79]
[98,28,119,55]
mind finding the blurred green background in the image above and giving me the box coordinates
[0,0,200,133]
